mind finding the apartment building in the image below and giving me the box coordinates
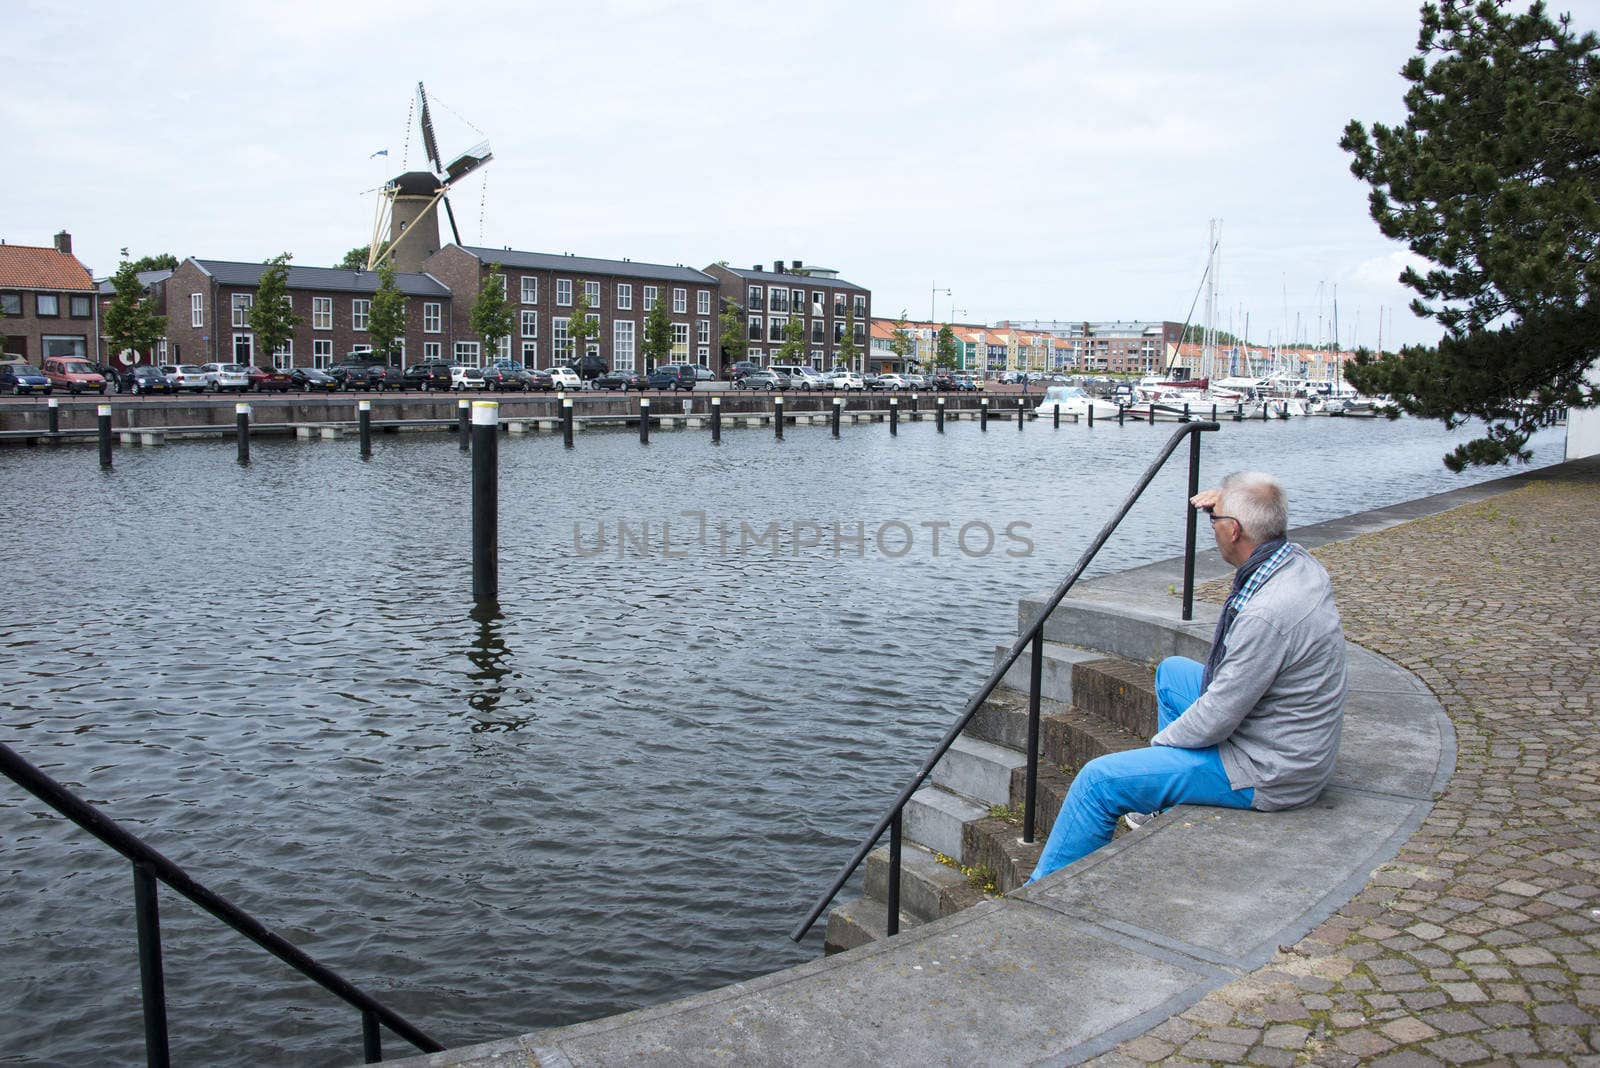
[426,245,717,371]
[0,233,100,363]
[999,320,1182,374]
[705,261,870,372]
[162,259,453,368]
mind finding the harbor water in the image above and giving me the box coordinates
[0,414,1566,1065]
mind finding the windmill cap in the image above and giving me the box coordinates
[388,171,442,197]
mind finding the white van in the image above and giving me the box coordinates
[771,363,826,391]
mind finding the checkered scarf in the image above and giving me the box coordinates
[1201,537,1297,692]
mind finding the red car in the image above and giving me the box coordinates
[244,365,294,392]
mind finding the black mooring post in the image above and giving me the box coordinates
[1182,429,1203,622]
[1088,402,1094,427]
[471,401,498,604]
[1117,403,1125,426]
[133,861,172,1068]
[1024,635,1043,843]
[1235,403,1243,422]
[47,397,60,440]
[889,397,898,436]
[909,392,919,414]
[458,398,470,452]
[639,397,650,444]
[562,399,574,447]
[887,810,902,937]
[980,398,988,431]
[1017,397,1025,430]
[358,400,372,458]
[1183,402,1191,422]
[712,397,722,443]
[1262,402,1269,422]
[1211,402,1218,422]
[235,402,250,464]
[831,398,841,438]
[97,404,113,468]
[1053,403,1060,429]
[774,395,783,439]
[362,1010,382,1064]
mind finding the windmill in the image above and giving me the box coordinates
[366,82,492,273]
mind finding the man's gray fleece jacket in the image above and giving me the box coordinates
[1151,547,1347,810]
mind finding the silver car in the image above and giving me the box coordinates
[200,363,251,392]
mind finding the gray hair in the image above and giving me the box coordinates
[1219,471,1288,541]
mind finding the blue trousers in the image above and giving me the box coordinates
[1026,656,1254,883]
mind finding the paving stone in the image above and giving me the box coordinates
[1381,1017,1439,1043]
[1422,1035,1491,1063]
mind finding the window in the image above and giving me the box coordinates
[497,274,507,298]
[749,348,762,361]
[190,293,204,327]
[0,292,20,316]
[36,294,59,317]
[748,315,762,341]
[697,347,709,365]
[697,290,711,315]
[617,283,632,310]
[497,337,511,361]
[454,341,481,366]
[833,294,845,315]
[230,293,252,327]
[313,339,333,367]
[769,317,784,342]
[672,288,686,314]
[585,315,600,357]
[792,289,804,311]
[352,299,370,331]
[697,320,710,344]
[521,276,538,304]
[423,302,441,333]
[585,281,601,308]
[272,339,292,369]
[69,295,92,318]
[423,341,441,360]
[613,320,635,371]
[769,288,788,313]
[556,279,572,306]
[643,285,658,311]
[854,322,866,340]
[748,285,764,311]
[812,291,824,315]
[552,317,573,361]
[834,321,845,341]
[521,310,538,338]
[521,341,538,363]
[853,296,867,316]
[811,321,824,343]
[312,296,332,330]
[393,339,406,362]
[234,333,254,362]
[42,336,86,358]
[671,322,689,360]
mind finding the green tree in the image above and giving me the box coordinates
[835,306,861,371]
[248,253,303,366]
[1340,0,1600,469]
[338,246,371,271]
[103,254,168,364]
[127,253,179,274]
[469,264,514,362]
[643,288,673,369]
[777,311,807,364]
[888,310,915,367]
[934,324,961,372]
[367,260,408,364]
[719,301,748,365]
[567,288,599,367]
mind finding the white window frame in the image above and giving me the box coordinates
[351,298,370,331]
[671,322,689,360]
[697,346,709,365]
[521,310,538,339]
[454,340,481,366]
[556,279,572,306]
[643,285,658,311]
[272,339,292,369]
[190,293,204,327]
[748,285,763,309]
[613,320,635,372]
[585,313,600,358]
[423,341,441,360]
[231,293,253,328]
[552,317,573,361]
[313,338,333,367]
[697,319,710,344]
[617,283,632,310]
[791,288,804,311]
[521,276,538,304]
[497,274,507,298]
[312,296,332,330]
[697,290,711,315]
[233,332,254,362]
[521,341,538,363]
[672,287,687,314]
[584,280,601,308]
[423,302,441,333]
[496,337,511,361]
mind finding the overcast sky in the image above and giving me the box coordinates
[8,0,1598,350]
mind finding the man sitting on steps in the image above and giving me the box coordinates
[1026,470,1347,884]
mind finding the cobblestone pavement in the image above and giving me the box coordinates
[1089,462,1600,1068]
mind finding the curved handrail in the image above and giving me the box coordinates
[0,741,444,1063]
[791,421,1219,942]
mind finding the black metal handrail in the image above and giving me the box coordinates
[0,742,445,1065]
[791,421,1219,942]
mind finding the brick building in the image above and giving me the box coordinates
[704,262,870,372]
[998,320,1182,374]
[0,233,100,364]
[425,245,718,371]
[162,258,454,369]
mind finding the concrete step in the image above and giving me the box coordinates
[1039,703,1151,778]
[904,785,987,860]
[991,640,1102,708]
[931,735,1027,807]
[1071,658,1159,738]
[822,895,920,956]
[863,842,989,924]
[961,814,1047,895]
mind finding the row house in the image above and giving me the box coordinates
[1000,320,1182,375]
[0,233,100,364]
[425,245,718,371]
[705,262,870,373]
[162,259,454,369]
[1169,342,1356,383]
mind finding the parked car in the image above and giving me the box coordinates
[243,365,293,393]
[725,360,762,381]
[326,362,382,390]
[565,354,608,383]
[771,364,826,390]
[158,364,207,392]
[931,373,960,391]
[42,356,107,395]
[524,368,555,392]
[545,366,582,391]
[594,369,649,391]
[479,365,524,391]
[0,363,51,395]
[289,367,340,392]
[199,363,251,392]
[873,373,910,391]
[113,364,176,395]
[403,361,455,391]
[903,374,927,389]
[693,365,716,382]
[828,370,865,390]
[451,365,487,391]
[645,364,697,391]
[736,370,788,391]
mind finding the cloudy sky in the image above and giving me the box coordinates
[8,0,1597,350]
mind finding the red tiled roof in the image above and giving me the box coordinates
[0,244,96,291]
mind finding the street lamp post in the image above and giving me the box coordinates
[929,284,950,375]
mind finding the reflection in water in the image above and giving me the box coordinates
[465,604,527,732]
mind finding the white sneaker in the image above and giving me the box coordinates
[1121,810,1159,831]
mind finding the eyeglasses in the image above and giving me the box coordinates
[1206,511,1239,527]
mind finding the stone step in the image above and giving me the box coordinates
[968,687,1148,774]
[931,735,1027,807]
[960,814,1046,895]
[903,785,987,860]
[991,641,1103,709]
[1071,658,1159,738]
[822,895,920,956]
[863,842,989,924]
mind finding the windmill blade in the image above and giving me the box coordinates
[442,194,462,247]
[416,81,442,174]
[444,140,493,184]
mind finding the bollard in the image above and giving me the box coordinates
[639,397,650,444]
[936,397,945,432]
[711,396,722,443]
[1235,403,1243,422]
[458,398,471,451]
[1210,403,1218,422]
[562,399,574,447]
[980,398,988,431]
[471,401,499,604]
[1262,402,1269,421]
[1118,403,1125,426]
[97,404,113,468]
[235,402,251,464]
[1183,402,1190,422]
[48,397,60,440]
[909,393,919,414]
[1054,404,1060,429]
[831,397,841,438]
[1017,397,1025,430]
[889,397,898,436]
[358,400,372,458]
[774,395,783,439]
[1088,402,1094,427]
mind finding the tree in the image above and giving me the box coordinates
[248,253,303,366]
[934,324,961,373]
[643,287,673,369]
[888,310,915,367]
[835,306,861,371]
[1339,0,1600,469]
[469,264,514,363]
[127,253,179,274]
[719,301,748,365]
[338,246,371,271]
[367,260,408,364]
[777,310,807,364]
[566,288,599,367]
[103,255,168,364]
